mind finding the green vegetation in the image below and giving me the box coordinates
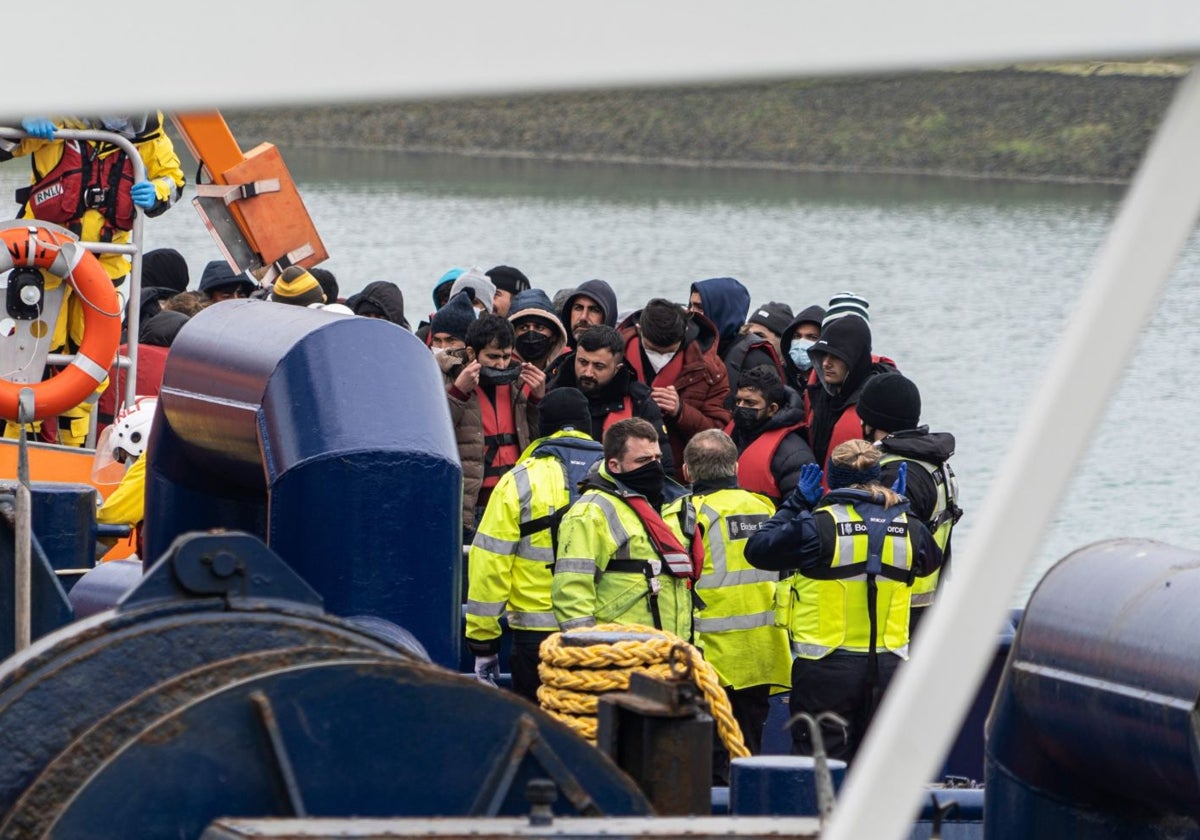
[224,69,1182,184]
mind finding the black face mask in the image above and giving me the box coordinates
[732,406,766,434]
[617,460,666,507]
[478,363,522,387]
[515,331,552,362]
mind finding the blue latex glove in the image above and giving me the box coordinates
[798,462,825,505]
[20,117,56,140]
[473,654,500,687]
[130,180,158,209]
[891,462,908,496]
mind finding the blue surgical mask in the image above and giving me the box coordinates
[788,338,815,370]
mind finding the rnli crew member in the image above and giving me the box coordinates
[664,430,791,768]
[439,302,543,534]
[552,418,691,635]
[727,366,815,506]
[745,440,942,762]
[466,388,603,700]
[548,325,674,477]
[804,314,896,476]
[688,277,750,359]
[1,114,185,446]
[508,289,569,373]
[95,397,158,558]
[618,298,730,479]
[857,372,961,638]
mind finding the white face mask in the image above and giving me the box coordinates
[645,349,677,374]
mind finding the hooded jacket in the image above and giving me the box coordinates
[438,348,539,531]
[876,428,958,530]
[728,386,816,502]
[347,281,410,329]
[560,279,618,345]
[691,277,750,358]
[780,307,825,392]
[549,355,675,478]
[804,316,896,468]
[508,290,569,369]
[618,310,730,473]
[723,332,784,403]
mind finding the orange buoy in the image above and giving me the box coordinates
[0,225,121,421]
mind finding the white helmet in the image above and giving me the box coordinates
[110,396,158,460]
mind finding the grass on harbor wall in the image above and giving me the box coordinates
[222,68,1183,184]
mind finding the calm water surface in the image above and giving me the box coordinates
[3,150,1196,601]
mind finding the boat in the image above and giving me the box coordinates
[1,3,1200,838]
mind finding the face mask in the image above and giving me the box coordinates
[732,406,766,434]
[515,331,552,361]
[616,460,666,507]
[644,349,677,374]
[788,338,815,370]
[478,364,523,387]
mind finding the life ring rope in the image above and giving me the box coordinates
[0,224,122,422]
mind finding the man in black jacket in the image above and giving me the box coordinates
[548,325,674,477]
[729,366,815,506]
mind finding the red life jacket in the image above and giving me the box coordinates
[601,395,635,435]
[732,422,805,501]
[619,494,696,579]
[23,140,135,238]
[477,384,521,490]
[625,336,685,386]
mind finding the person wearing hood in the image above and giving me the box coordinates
[198,259,258,303]
[552,418,692,636]
[508,289,569,371]
[858,373,962,637]
[744,440,943,762]
[617,298,730,477]
[548,325,675,477]
[723,301,792,403]
[416,267,466,342]
[465,387,603,700]
[804,315,897,474]
[780,305,825,392]
[347,280,410,329]
[486,265,531,318]
[560,279,618,346]
[689,277,751,359]
[437,306,542,536]
[727,366,816,505]
[141,248,190,294]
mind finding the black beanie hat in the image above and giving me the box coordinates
[486,265,531,296]
[857,372,922,432]
[429,289,478,342]
[142,248,189,293]
[538,387,592,438]
[747,301,794,336]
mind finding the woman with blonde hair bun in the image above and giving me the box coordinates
[744,438,943,762]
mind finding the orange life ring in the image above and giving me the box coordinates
[0,224,122,421]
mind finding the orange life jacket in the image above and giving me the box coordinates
[600,395,635,435]
[477,384,521,490]
[734,422,805,501]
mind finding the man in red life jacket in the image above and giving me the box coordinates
[728,366,816,507]
[547,325,674,477]
[618,298,730,478]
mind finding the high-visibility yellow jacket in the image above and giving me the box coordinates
[664,480,791,691]
[465,431,603,653]
[552,465,692,638]
[782,489,919,660]
[97,453,146,529]
[879,452,960,607]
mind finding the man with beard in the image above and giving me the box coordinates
[727,366,815,506]
[560,279,618,346]
[804,315,896,477]
[548,325,674,477]
[552,418,692,635]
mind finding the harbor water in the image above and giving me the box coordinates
[2,149,1197,601]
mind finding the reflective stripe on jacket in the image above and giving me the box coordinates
[665,486,791,690]
[785,490,915,660]
[552,467,691,638]
[466,431,602,644]
[879,453,958,607]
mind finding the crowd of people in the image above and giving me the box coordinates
[3,114,964,771]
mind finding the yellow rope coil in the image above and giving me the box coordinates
[538,623,749,758]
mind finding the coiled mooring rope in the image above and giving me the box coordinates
[537,623,749,758]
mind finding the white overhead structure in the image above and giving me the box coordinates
[2,0,1199,114]
[7,3,1200,838]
